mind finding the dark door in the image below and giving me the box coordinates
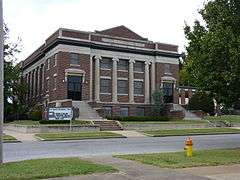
[67,76,82,101]
[162,82,174,103]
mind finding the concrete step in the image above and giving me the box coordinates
[93,121,123,131]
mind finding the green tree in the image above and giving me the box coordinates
[182,0,240,108]
[4,24,27,120]
[152,89,164,116]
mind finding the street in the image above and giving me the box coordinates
[3,134,240,163]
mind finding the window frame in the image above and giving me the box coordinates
[117,79,128,95]
[134,61,144,72]
[100,57,112,70]
[120,107,129,117]
[69,53,80,66]
[134,80,144,95]
[117,59,129,71]
[100,78,111,94]
[103,106,112,117]
[136,107,145,116]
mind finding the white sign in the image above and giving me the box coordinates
[48,108,73,120]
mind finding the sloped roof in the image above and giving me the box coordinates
[95,25,148,41]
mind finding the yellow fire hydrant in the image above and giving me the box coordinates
[184,137,193,157]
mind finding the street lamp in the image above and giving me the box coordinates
[0,0,4,164]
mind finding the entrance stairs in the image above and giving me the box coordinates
[93,121,123,131]
[173,104,202,120]
[72,101,102,120]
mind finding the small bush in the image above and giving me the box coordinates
[29,107,42,121]
[39,120,71,124]
[107,116,171,122]
[188,91,214,115]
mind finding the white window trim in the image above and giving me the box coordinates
[117,69,128,72]
[100,93,111,95]
[134,79,144,82]
[133,71,144,74]
[100,68,111,71]
[100,76,111,79]
[117,93,128,96]
[117,77,128,81]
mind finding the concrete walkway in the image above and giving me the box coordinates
[48,156,210,180]
[4,129,38,142]
[110,130,147,138]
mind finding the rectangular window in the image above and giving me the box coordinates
[134,81,144,95]
[120,107,129,117]
[134,61,144,72]
[136,107,145,116]
[53,54,57,67]
[117,80,128,94]
[100,79,111,93]
[70,53,80,65]
[47,58,50,70]
[103,106,112,117]
[53,77,57,90]
[118,59,129,71]
[164,64,171,74]
[100,57,112,69]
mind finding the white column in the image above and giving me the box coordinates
[144,60,151,104]
[41,64,45,94]
[37,66,41,96]
[94,56,101,102]
[151,59,156,102]
[112,57,119,102]
[129,59,135,103]
[89,56,93,101]
[29,71,32,99]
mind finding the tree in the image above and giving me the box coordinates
[182,0,240,108]
[152,89,164,116]
[4,24,27,120]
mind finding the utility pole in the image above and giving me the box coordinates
[0,0,4,164]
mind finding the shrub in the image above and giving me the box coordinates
[107,116,171,122]
[188,91,214,115]
[28,107,42,121]
[39,120,71,124]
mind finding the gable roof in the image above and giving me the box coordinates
[95,25,148,41]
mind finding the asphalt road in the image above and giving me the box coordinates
[4,134,240,163]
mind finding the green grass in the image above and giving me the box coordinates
[144,128,240,137]
[122,120,207,124]
[35,131,124,141]
[3,134,17,142]
[0,157,116,180]
[116,148,240,169]
[205,115,240,123]
[7,120,92,126]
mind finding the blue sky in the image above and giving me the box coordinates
[3,0,205,61]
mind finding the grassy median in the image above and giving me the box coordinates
[144,128,240,137]
[3,134,18,143]
[35,131,125,141]
[8,120,92,126]
[0,158,116,180]
[116,148,240,168]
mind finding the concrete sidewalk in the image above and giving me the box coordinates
[4,129,38,142]
[48,156,210,180]
[109,130,147,138]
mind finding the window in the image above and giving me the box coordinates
[47,58,50,70]
[70,53,80,65]
[134,81,144,95]
[134,61,144,72]
[103,106,112,117]
[118,59,129,71]
[100,79,111,93]
[100,57,112,69]
[162,82,174,103]
[120,107,129,117]
[164,64,171,74]
[53,77,57,90]
[117,80,128,94]
[46,78,49,92]
[136,107,145,116]
[53,54,57,66]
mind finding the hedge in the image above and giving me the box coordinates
[106,116,171,122]
[39,120,71,124]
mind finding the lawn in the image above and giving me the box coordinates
[205,115,240,123]
[35,131,124,141]
[122,120,208,124]
[0,158,116,180]
[116,148,240,168]
[144,128,240,137]
[3,134,17,142]
[7,120,92,126]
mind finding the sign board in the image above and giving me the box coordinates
[48,107,73,120]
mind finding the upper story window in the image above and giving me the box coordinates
[134,81,144,95]
[100,78,111,93]
[117,80,128,94]
[164,64,171,74]
[53,54,57,67]
[100,57,112,69]
[47,58,50,70]
[118,59,129,71]
[69,53,80,65]
[134,61,144,72]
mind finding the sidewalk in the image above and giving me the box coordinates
[109,130,147,138]
[4,129,38,142]
[47,156,210,180]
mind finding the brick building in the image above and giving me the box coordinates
[19,25,181,119]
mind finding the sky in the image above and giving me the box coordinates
[3,0,205,62]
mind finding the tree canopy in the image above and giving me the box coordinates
[182,0,240,107]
